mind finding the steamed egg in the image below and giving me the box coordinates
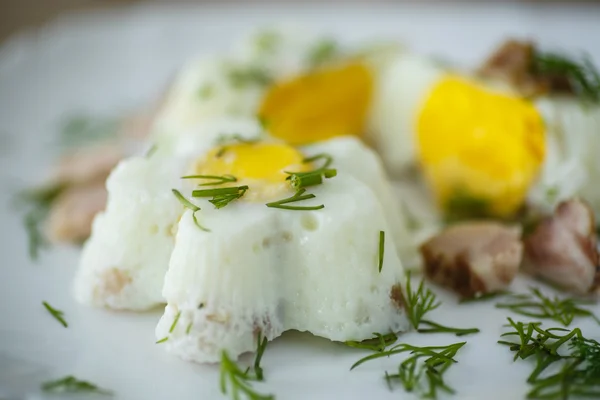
[369,53,546,218]
[75,118,413,363]
[152,28,375,148]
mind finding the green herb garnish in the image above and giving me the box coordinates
[42,301,67,328]
[444,191,491,223]
[378,231,385,273]
[227,65,272,89]
[499,318,600,399]
[220,350,274,400]
[308,39,339,67]
[351,342,467,399]
[403,273,479,335]
[417,320,480,337]
[404,272,441,329]
[496,287,600,326]
[285,153,336,190]
[254,31,279,53]
[192,186,249,209]
[19,184,64,260]
[41,375,113,396]
[287,168,337,190]
[198,83,215,99]
[265,188,324,211]
[182,174,237,186]
[345,332,398,352]
[169,311,181,333]
[156,337,169,344]
[254,332,268,381]
[216,134,260,146]
[171,189,209,232]
[59,114,119,149]
[532,51,600,103]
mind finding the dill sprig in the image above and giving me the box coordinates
[171,189,209,232]
[403,273,479,335]
[495,287,600,327]
[41,375,113,396]
[192,185,249,209]
[532,51,600,103]
[308,39,339,67]
[351,342,467,399]
[499,318,600,399]
[227,65,272,89]
[417,320,480,337]
[42,301,67,328]
[404,272,442,329]
[285,153,336,190]
[378,231,385,273]
[169,311,181,333]
[254,332,268,381]
[216,134,260,146]
[220,350,274,400]
[156,337,168,344]
[182,174,237,186]
[19,184,64,260]
[266,188,324,211]
[345,332,398,352]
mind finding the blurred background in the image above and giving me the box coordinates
[2,0,596,44]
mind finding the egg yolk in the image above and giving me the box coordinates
[258,62,373,145]
[193,142,311,200]
[417,75,545,217]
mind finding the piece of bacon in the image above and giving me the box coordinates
[523,198,600,294]
[420,222,523,298]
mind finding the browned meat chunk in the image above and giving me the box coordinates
[420,222,523,298]
[47,181,108,243]
[52,144,123,186]
[523,198,599,294]
[478,39,575,98]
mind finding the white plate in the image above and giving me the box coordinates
[1,3,600,400]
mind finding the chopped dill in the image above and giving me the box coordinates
[42,301,68,328]
[169,311,181,334]
[254,332,268,381]
[496,287,600,326]
[41,375,113,396]
[220,350,274,400]
[19,184,64,260]
[192,185,249,209]
[198,83,215,99]
[308,39,339,67]
[171,189,210,232]
[351,341,467,399]
[181,174,237,186]
[227,65,272,89]
[265,188,324,211]
[156,337,169,344]
[532,51,600,103]
[378,231,385,273]
[345,332,398,352]
[499,318,600,398]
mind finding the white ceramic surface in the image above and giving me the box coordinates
[1,3,599,400]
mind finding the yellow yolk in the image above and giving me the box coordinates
[258,62,373,145]
[193,142,311,200]
[417,76,545,217]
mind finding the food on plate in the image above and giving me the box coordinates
[523,198,600,294]
[74,116,414,351]
[420,222,523,298]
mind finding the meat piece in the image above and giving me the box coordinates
[420,222,523,298]
[523,198,600,294]
[52,144,123,186]
[478,39,575,98]
[46,181,108,243]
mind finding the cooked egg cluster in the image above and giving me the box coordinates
[75,118,414,362]
[370,54,547,218]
